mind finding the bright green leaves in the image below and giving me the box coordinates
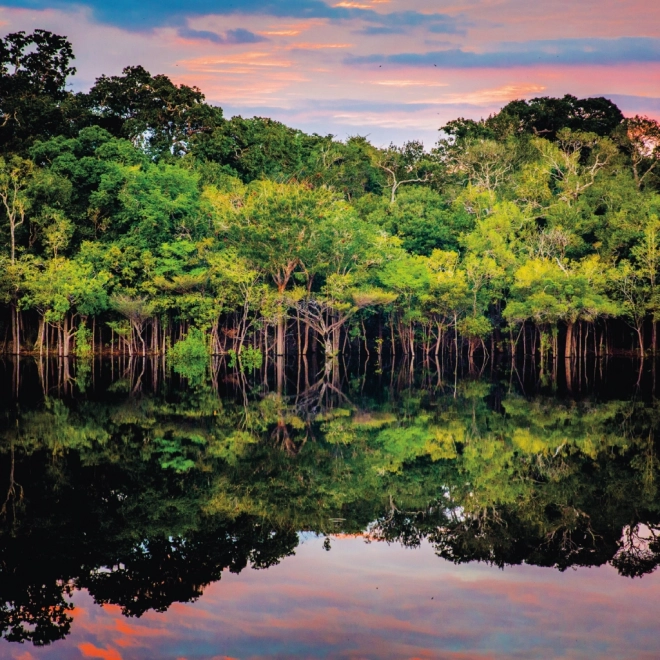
[506,255,618,327]
[26,256,109,324]
[167,328,209,383]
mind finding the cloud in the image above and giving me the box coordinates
[178,27,267,44]
[356,26,406,35]
[347,37,660,68]
[371,10,463,30]
[371,80,449,87]
[436,83,547,105]
[0,0,353,28]
[286,42,351,50]
[0,0,464,33]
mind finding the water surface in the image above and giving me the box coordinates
[1,357,660,659]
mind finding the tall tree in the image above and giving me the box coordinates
[87,66,223,157]
[0,30,77,153]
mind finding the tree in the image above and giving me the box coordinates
[212,180,333,355]
[26,257,109,356]
[366,187,468,255]
[378,253,431,355]
[494,94,624,140]
[534,129,617,205]
[631,216,660,351]
[0,156,33,264]
[87,66,223,157]
[376,141,435,204]
[444,138,515,193]
[192,115,326,183]
[0,30,77,153]
[507,256,618,358]
[110,294,154,357]
[614,116,660,190]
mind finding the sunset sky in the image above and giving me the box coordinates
[1,0,659,145]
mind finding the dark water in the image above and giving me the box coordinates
[2,356,660,659]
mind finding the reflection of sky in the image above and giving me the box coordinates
[9,536,660,659]
[0,0,659,145]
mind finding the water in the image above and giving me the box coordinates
[1,356,660,659]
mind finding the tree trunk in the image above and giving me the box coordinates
[276,315,285,356]
[62,316,72,358]
[303,321,310,355]
[653,321,657,356]
[565,321,574,358]
[10,303,19,356]
[36,316,45,357]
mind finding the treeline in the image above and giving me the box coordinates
[2,29,660,364]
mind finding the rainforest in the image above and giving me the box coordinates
[1,30,660,369]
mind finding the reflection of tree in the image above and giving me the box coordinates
[368,400,660,574]
[83,518,297,617]
[611,524,660,578]
[3,364,660,646]
[0,582,73,645]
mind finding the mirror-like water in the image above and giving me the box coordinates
[2,356,660,659]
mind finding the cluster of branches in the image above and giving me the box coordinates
[2,30,660,366]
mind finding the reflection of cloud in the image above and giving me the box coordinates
[35,538,660,660]
[115,619,172,638]
[78,642,122,660]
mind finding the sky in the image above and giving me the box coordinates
[0,0,659,146]
[7,537,660,659]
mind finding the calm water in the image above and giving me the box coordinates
[2,356,660,659]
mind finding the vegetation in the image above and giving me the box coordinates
[2,30,660,370]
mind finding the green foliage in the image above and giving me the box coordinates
[74,323,92,359]
[167,328,209,381]
[0,32,660,359]
[240,346,263,372]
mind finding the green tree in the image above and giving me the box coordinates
[0,30,77,153]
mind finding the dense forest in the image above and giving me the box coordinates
[2,29,660,368]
